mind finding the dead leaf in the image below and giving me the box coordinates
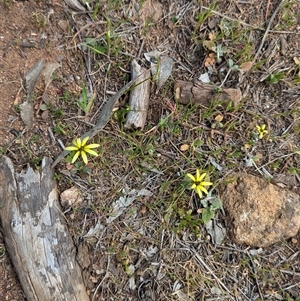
[140,205,147,215]
[20,101,34,129]
[204,53,216,67]
[215,114,223,122]
[180,144,189,151]
[144,51,173,91]
[205,220,226,245]
[156,56,173,91]
[144,50,164,63]
[139,0,163,24]
[203,40,215,50]
[25,59,44,102]
[199,72,210,83]
[239,61,253,72]
[172,290,193,301]
[293,57,300,65]
[41,110,49,120]
[223,87,242,107]
[42,62,60,87]
[64,0,86,11]
[208,31,216,40]
[66,163,73,170]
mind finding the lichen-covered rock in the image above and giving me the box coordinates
[219,173,300,247]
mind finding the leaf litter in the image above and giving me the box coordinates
[1,0,300,300]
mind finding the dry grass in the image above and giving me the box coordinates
[3,0,300,300]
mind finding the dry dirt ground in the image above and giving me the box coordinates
[0,0,300,300]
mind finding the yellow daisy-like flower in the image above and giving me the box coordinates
[65,136,100,165]
[256,124,268,139]
[186,170,213,198]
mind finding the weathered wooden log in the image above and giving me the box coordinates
[174,80,242,107]
[0,156,89,301]
[124,59,151,129]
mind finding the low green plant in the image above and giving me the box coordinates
[200,193,222,224]
[0,0,10,9]
[266,72,285,84]
[184,169,222,224]
[175,208,202,235]
[0,146,8,156]
[30,12,46,28]
[77,83,95,114]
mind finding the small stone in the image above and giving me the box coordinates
[60,186,82,207]
[58,20,69,32]
[219,173,300,247]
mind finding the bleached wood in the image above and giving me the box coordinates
[0,156,89,301]
[124,59,151,129]
[174,80,242,107]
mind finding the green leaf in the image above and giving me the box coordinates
[201,199,208,208]
[210,197,222,210]
[39,103,48,111]
[266,72,284,84]
[202,207,214,224]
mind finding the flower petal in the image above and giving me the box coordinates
[72,151,80,163]
[75,138,82,148]
[187,173,196,182]
[85,149,99,156]
[199,186,209,195]
[195,186,203,198]
[201,181,213,187]
[195,169,201,181]
[65,146,78,151]
[191,183,197,189]
[81,151,88,164]
[198,172,206,182]
[84,143,100,149]
[81,136,89,147]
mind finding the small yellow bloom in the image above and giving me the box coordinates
[256,124,268,139]
[65,136,100,164]
[186,169,213,198]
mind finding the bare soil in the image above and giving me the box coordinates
[0,0,300,300]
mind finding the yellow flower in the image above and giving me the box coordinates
[256,124,268,139]
[186,170,213,198]
[65,137,100,164]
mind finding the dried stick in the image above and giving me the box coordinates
[124,59,151,129]
[253,0,286,63]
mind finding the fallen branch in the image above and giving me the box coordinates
[174,80,242,107]
[124,59,151,129]
[0,156,89,301]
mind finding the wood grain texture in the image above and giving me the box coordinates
[124,59,151,129]
[174,80,242,107]
[0,156,89,301]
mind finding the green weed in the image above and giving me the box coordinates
[266,72,285,84]
[77,83,95,114]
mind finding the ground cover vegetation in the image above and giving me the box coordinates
[1,0,300,300]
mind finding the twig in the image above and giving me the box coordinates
[247,251,264,300]
[177,241,236,300]
[253,0,286,63]
[201,4,294,34]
